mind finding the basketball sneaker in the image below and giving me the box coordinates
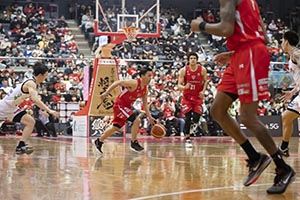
[130,140,144,152]
[185,138,193,148]
[278,147,289,157]
[243,153,272,186]
[267,165,296,194]
[15,141,33,155]
[94,138,104,153]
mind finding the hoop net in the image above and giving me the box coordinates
[122,27,140,42]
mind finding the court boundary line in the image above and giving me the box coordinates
[129,181,300,200]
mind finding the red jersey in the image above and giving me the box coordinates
[226,0,266,50]
[183,65,203,99]
[115,78,147,107]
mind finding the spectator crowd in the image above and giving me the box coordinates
[0,1,299,136]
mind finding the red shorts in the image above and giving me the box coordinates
[181,96,203,115]
[112,103,133,127]
[218,42,270,103]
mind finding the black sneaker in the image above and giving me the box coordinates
[278,147,289,157]
[16,143,34,155]
[94,138,104,153]
[243,153,272,186]
[267,166,296,194]
[130,140,144,152]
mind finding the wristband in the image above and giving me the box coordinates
[199,21,206,31]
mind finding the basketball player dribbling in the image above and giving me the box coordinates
[178,52,208,147]
[278,31,300,157]
[0,62,59,154]
[191,0,295,194]
[94,67,155,153]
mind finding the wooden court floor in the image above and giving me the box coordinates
[0,135,299,200]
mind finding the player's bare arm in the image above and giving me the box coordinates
[280,81,300,102]
[190,0,237,37]
[213,51,234,66]
[280,49,300,102]
[260,16,269,43]
[101,79,138,100]
[141,91,155,125]
[199,67,209,98]
[177,68,190,91]
[25,81,59,118]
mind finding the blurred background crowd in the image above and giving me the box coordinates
[0,1,299,136]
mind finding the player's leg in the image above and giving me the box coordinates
[94,106,123,153]
[15,111,35,154]
[241,44,295,193]
[210,92,248,143]
[211,60,270,187]
[183,110,193,147]
[94,124,120,153]
[279,98,300,157]
[241,101,296,194]
[128,111,144,152]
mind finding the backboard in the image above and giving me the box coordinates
[94,0,161,44]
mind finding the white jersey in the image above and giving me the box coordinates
[287,57,300,114]
[288,59,300,89]
[0,78,34,120]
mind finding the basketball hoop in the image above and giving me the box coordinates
[122,27,140,42]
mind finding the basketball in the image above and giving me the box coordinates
[150,124,166,139]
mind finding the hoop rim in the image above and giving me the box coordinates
[122,27,140,42]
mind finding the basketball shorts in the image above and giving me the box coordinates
[287,94,300,115]
[181,97,202,115]
[112,103,134,128]
[218,42,270,103]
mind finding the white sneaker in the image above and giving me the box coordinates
[185,138,193,148]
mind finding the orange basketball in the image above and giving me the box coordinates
[150,124,166,139]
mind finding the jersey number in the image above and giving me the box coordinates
[190,84,196,90]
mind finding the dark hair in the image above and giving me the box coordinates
[188,52,198,60]
[139,66,153,76]
[283,31,299,47]
[33,62,49,76]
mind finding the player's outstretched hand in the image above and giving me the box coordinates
[280,90,293,103]
[213,51,234,66]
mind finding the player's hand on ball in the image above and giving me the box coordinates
[190,17,204,32]
[149,116,155,126]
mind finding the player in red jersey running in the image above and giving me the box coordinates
[191,0,295,194]
[94,67,155,153]
[178,52,208,147]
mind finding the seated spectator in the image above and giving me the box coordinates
[0,79,12,94]
[268,19,278,32]
[0,11,11,23]
[161,97,177,136]
[33,105,57,137]
[64,112,75,135]
[23,2,36,18]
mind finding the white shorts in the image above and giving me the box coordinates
[287,95,300,114]
[0,101,17,120]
